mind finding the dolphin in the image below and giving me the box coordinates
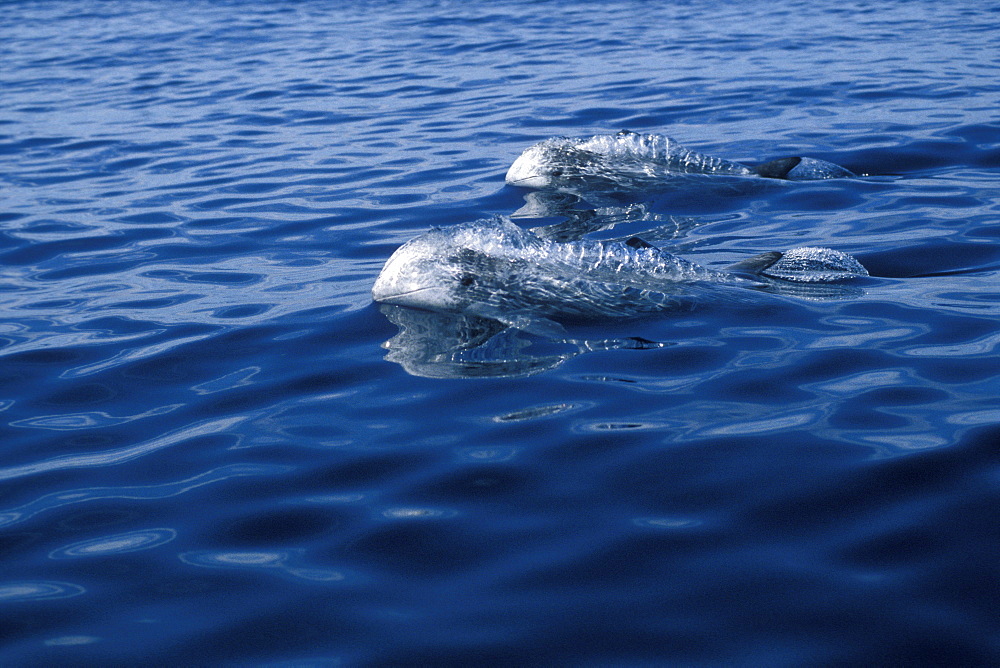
[372,218,868,334]
[505,130,855,192]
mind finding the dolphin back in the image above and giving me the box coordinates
[574,131,754,177]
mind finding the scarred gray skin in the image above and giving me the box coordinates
[505,131,855,191]
[372,218,868,333]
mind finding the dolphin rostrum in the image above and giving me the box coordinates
[372,218,868,335]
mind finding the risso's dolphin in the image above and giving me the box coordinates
[372,218,868,335]
[505,130,855,192]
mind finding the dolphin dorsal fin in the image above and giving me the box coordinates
[625,236,655,250]
[753,157,803,179]
[728,251,784,275]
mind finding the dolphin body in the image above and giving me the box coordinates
[372,218,868,335]
[505,131,855,191]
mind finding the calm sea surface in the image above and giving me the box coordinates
[2,0,999,664]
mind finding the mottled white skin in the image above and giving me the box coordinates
[372,218,868,330]
[372,218,730,324]
[505,146,556,189]
[505,132,753,190]
[505,131,854,190]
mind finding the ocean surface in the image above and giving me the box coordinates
[2,0,999,664]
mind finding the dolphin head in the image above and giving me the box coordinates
[505,139,604,189]
[373,224,519,314]
[505,145,560,188]
[372,231,468,312]
[506,139,648,192]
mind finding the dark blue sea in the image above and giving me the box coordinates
[2,0,1000,664]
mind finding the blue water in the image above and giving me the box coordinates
[2,0,999,664]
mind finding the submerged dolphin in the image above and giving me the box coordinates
[505,130,855,191]
[372,218,868,334]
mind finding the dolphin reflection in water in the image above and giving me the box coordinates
[505,130,855,193]
[372,217,868,342]
[378,304,669,379]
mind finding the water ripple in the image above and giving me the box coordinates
[0,580,86,602]
[49,528,177,559]
[0,464,287,528]
[44,636,101,647]
[381,507,457,520]
[9,404,182,430]
[179,549,346,584]
[0,416,246,482]
[904,331,1000,357]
